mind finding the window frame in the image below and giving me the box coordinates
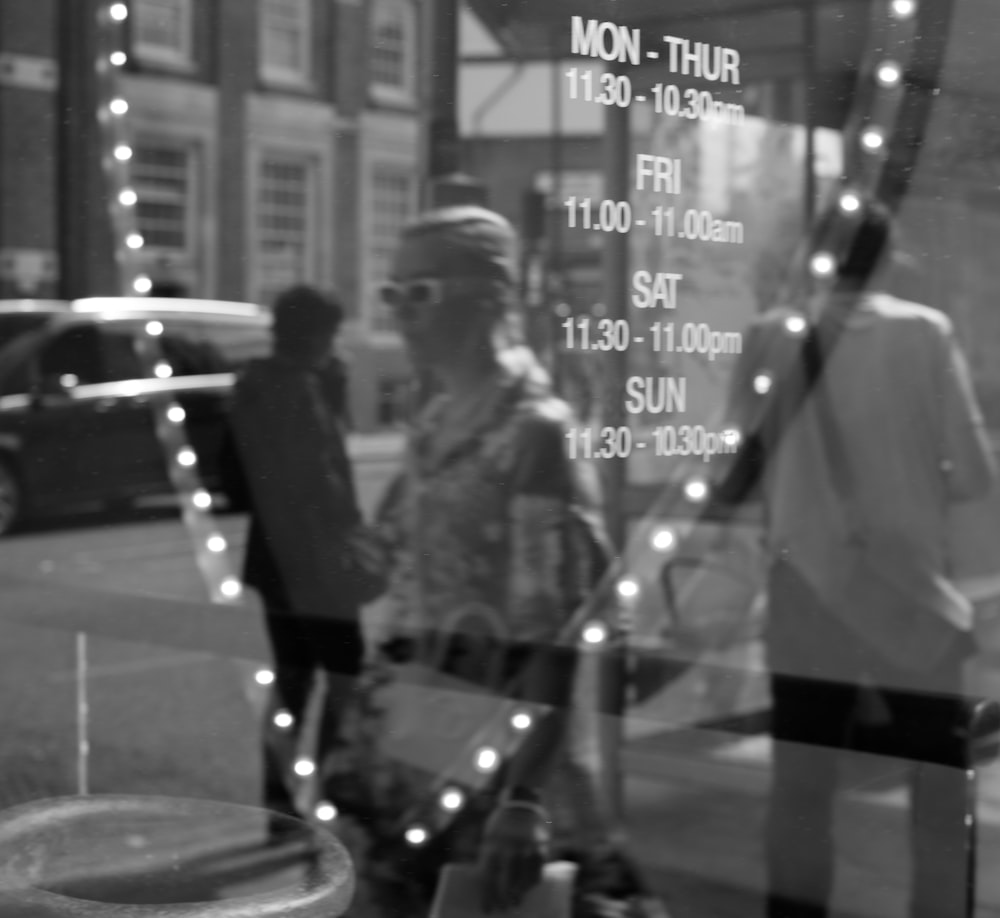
[34,323,146,390]
[132,137,199,263]
[251,149,321,306]
[132,0,195,69]
[369,0,418,106]
[364,157,419,334]
[259,0,314,89]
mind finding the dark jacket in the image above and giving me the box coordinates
[222,355,358,617]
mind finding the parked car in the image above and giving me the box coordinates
[0,297,272,533]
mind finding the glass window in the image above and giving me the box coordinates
[156,321,270,377]
[0,315,52,358]
[132,0,193,66]
[37,326,142,387]
[370,0,417,101]
[254,154,317,306]
[133,142,196,254]
[369,161,417,330]
[259,0,312,85]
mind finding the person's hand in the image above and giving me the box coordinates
[478,803,552,913]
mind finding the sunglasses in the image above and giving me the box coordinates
[377,278,447,311]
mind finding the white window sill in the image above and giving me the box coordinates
[370,83,416,108]
[134,48,196,73]
[259,69,315,93]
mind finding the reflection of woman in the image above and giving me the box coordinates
[324,208,662,917]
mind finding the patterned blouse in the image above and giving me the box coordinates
[374,349,608,666]
[325,352,667,918]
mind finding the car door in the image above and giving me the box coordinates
[8,322,147,509]
[91,319,168,496]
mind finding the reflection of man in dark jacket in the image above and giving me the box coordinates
[224,285,363,835]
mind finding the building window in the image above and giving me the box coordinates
[132,0,194,66]
[133,142,196,254]
[260,0,312,86]
[369,162,417,330]
[370,0,417,103]
[255,154,317,305]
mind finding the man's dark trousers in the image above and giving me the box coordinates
[765,560,975,918]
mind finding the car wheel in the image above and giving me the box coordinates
[0,460,23,536]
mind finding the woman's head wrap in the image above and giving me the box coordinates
[399,206,519,285]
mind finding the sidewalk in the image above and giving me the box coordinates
[621,723,1000,918]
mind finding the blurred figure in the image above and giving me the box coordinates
[725,203,995,917]
[323,207,665,917]
[223,285,363,839]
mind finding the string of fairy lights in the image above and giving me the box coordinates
[91,0,928,843]
[95,2,242,606]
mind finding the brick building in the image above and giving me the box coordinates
[0,0,423,430]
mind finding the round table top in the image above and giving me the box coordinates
[0,794,354,917]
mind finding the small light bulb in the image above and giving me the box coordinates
[192,490,212,509]
[475,748,500,772]
[120,189,138,207]
[126,233,144,250]
[154,362,172,379]
[109,98,129,115]
[616,578,640,599]
[722,428,742,448]
[274,711,294,729]
[651,528,676,552]
[177,448,197,467]
[145,320,163,336]
[110,3,128,21]
[207,535,227,553]
[511,711,533,731]
[316,802,338,822]
[255,669,275,686]
[167,405,186,423]
[583,623,608,645]
[861,128,884,151]
[114,144,133,161]
[753,373,773,395]
[133,275,152,294]
[890,0,916,19]
[838,192,861,213]
[405,826,429,846]
[294,758,315,777]
[110,50,127,67]
[441,789,465,811]
[684,480,709,502]
[220,578,242,598]
[810,252,837,277]
[876,61,902,86]
[785,315,807,334]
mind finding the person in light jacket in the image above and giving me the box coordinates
[723,201,996,918]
